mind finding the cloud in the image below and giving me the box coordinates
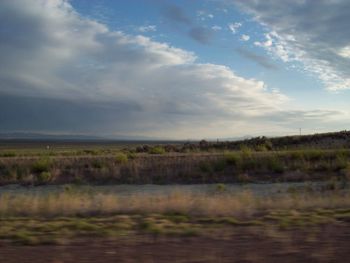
[228,22,242,34]
[236,48,278,70]
[211,25,222,31]
[197,10,214,20]
[0,94,142,134]
[337,45,350,58]
[240,34,250,41]
[162,4,215,45]
[138,25,157,33]
[0,0,346,138]
[188,27,214,44]
[162,4,191,25]
[234,0,350,91]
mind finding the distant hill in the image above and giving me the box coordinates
[1,131,349,150]
[0,132,175,143]
[0,132,105,141]
[191,130,350,151]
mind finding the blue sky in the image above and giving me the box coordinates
[0,0,349,139]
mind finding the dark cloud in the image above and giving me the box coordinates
[0,94,142,133]
[161,3,215,45]
[235,48,278,70]
[162,4,192,25]
[0,0,346,138]
[0,0,292,138]
[188,27,214,44]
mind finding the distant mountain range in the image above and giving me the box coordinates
[0,132,106,141]
[0,132,172,142]
[0,132,255,142]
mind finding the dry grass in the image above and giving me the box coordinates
[1,189,350,218]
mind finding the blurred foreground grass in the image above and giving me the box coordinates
[1,187,350,217]
[1,188,350,245]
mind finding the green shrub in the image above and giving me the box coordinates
[240,145,253,158]
[37,171,52,184]
[264,140,273,150]
[149,146,166,154]
[83,149,101,155]
[241,158,259,171]
[255,144,268,152]
[225,152,241,167]
[127,152,137,160]
[31,158,52,173]
[305,150,323,161]
[215,183,227,192]
[91,160,104,169]
[0,165,15,181]
[115,153,128,164]
[290,151,305,161]
[267,157,285,173]
[1,152,16,157]
[334,155,348,171]
[340,163,350,181]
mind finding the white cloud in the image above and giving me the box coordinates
[240,34,250,41]
[211,25,222,31]
[197,10,214,20]
[337,46,350,58]
[138,25,157,32]
[0,0,346,138]
[235,0,350,91]
[228,22,242,34]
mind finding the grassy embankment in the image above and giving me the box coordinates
[0,148,350,185]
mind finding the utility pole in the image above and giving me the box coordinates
[299,128,301,136]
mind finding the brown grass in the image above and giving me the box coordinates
[1,189,350,218]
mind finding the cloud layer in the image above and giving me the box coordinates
[235,0,350,91]
[0,0,346,138]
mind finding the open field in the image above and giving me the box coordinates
[1,135,350,262]
[0,148,350,185]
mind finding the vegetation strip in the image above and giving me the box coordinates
[0,149,349,185]
[1,207,350,245]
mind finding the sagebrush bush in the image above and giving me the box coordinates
[149,146,166,154]
[215,183,227,192]
[225,152,241,167]
[115,153,128,164]
[31,158,52,173]
[1,152,16,157]
[240,145,253,158]
[91,160,104,169]
[255,144,268,152]
[37,171,52,184]
[267,157,285,173]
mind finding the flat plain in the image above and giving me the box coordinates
[1,132,350,262]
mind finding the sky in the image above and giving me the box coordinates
[0,0,349,139]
